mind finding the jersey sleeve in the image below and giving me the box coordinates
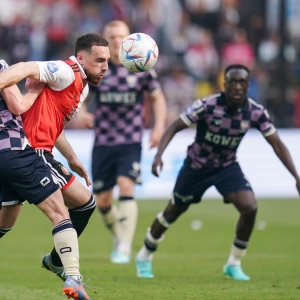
[180,99,205,126]
[37,61,75,91]
[254,108,276,136]
[144,69,162,94]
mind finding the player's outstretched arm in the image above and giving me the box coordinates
[149,90,167,148]
[55,131,91,186]
[152,118,188,177]
[0,62,40,89]
[265,131,300,195]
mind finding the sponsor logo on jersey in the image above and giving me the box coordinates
[47,62,59,73]
[204,130,242,148]
[99,92,137,105]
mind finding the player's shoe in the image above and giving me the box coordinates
[223,264,250,281]
[41,253,66,281]
[110,250,131,264]
[135,258,154,278]
[63,275,90,300]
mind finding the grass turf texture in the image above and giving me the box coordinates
[0,199,299,300]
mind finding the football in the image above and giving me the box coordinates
[119,33,159,73]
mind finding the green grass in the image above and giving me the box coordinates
[1,199,300,299]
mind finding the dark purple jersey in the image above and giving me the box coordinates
[180,93,276,168]
[0,95,27,152]
[91,62,161,146]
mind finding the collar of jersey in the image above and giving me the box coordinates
[220,92,249,114]
[69,56,87,79]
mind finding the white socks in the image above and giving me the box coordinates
[118,200,138,256]
[53,228,80,276]
[226,244,246,266]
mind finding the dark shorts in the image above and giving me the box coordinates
[35,149,75,189]
[0,146,59,208]
[92,144,142,193]
[172,160,253,206]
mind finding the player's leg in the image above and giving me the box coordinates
[223,190,257,281]
[136,162,209,278]
[36,151,95,280]
[3,147,90,299]
[43,178,95,279]
[136,200,189,278]
[0,181,24,237]
[112,176,136,263]
[92,146,123,259]
[37,189,90,300]
[0,204,23,238]
[113,144,141,263]
[215,162,256,281]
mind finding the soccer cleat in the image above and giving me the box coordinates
[63,275,90,300]
[135,258,154,278]
[41,253,66,281]
[110,250,130,264]
[223,264,250,281]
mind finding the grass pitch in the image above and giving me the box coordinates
[1,199,300,300]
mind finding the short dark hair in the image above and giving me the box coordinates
[75,33,109,55]
[224,64,250,76]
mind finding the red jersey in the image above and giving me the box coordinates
[22,57,89,152]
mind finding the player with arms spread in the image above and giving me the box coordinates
[0,34,110,282]
[0,60,91,299]
[135,64,300,280]
[79,21,167,264]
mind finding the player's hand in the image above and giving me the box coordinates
[77,111,95,129]
[296,177,300,196]
[25,78,46,96]
[149,128,163,148]
[152,155,163,177]
[68,157,91,186]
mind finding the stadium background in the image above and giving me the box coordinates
[1,0,298,199]
[1,1,300,299]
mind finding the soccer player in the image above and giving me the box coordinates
[0,60,90,299]
[135,64,300,280]
[78,20,167,264]
[0,34,110,281]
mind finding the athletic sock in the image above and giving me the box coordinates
[50,195,96,267]
[0,227,11,238]
[52,219,80,276]
[99,205,122,243]
[137,228,163,261]
[118,197,138,256]
[226,237,248,266]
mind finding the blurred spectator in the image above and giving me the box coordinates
[183,28,219,80]
[221,28,255,69]
[0,0,299,128]
[161,63,196,125]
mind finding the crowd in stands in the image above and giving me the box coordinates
[0,0,300,128]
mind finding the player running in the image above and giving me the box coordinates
[78,21,166,264]
[0,33,110,285]
[135,64,300,280]
[0,60,91,299]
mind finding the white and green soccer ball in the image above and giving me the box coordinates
[119,33,159,73]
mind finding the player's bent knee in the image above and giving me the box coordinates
[242,203,258,215]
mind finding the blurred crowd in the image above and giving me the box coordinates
[1,0,300,128]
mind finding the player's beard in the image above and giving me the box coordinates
[85,70,102,85]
